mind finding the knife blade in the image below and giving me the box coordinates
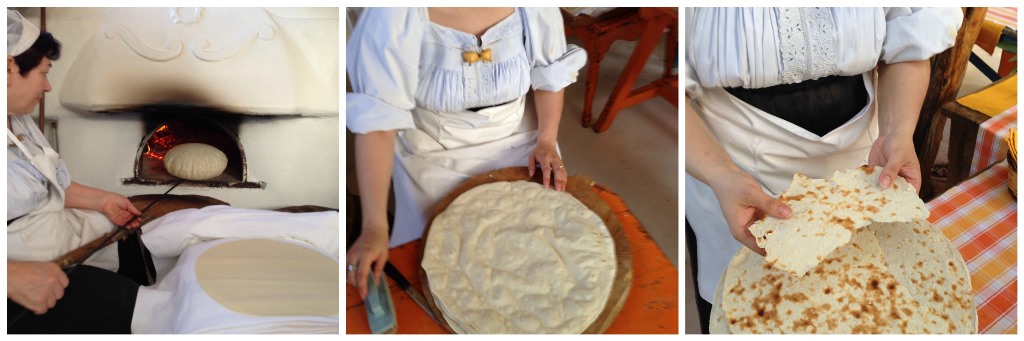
[383,261,441,325]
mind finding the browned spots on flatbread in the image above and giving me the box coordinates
[859,165,875,174]
[823,287,832,295]
[781,194,805,202]
[931,291,944,303]
[947,260,957,272]
[729,281,746,296]
[901,307,913,316]
[887,282,896,291]
[830,216,856,232]
[865,206,879,214]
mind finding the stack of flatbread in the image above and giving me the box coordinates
[711,166,976,333]
[422,180,617,333]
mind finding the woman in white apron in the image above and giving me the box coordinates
[346,7,586,298]
[7,10,141,333]
[683,8,962,333]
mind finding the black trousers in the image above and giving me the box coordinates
[7,236,152,334]
[7,264,139,334]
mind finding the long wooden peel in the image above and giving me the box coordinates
[52,179,184,270]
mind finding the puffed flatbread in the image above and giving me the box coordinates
[422,181,616,334]
[748,166,928,276]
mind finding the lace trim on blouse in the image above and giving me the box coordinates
[778,8,839,84]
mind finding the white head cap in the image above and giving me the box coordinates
[8,9,40,57]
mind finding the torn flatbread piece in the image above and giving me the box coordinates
[748,165,928,276]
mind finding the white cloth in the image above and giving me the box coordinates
[683,7,962,302]
[7,9,39,57]
[133,206,340,333]
[7,114,118,270]
[347,7,584,247]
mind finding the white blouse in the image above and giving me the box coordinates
[685,7,963,98]
[346,7,586,134]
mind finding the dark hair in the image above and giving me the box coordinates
[13,31,61,76]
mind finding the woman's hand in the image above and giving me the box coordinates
[100,193,143,229]
[868,134,922,192]
[346,224,389,299]
[7,260,68,315]
[708,168,792,256]
[529,141,567,191]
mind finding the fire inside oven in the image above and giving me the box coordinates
[125,112,262,188]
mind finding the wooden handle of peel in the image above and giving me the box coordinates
[52,230,131,269]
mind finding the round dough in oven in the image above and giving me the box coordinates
[422,180,616,334]
[164,143,228,180]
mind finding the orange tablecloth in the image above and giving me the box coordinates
[345,185,679,334]
[971,106,1017,175]
[927,161,1017,334]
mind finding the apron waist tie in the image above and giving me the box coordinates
[724,74,868,137]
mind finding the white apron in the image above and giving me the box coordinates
[389,95,541,247]
[7,116,119,271]
[685,73,878,302]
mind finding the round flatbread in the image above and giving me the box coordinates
[422,180,616,333]
[712,220,976,334]
[164,143,228,180]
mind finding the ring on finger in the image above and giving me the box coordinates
[346,264,357,272]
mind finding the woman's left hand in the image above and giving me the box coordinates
[100,193,143,229]
[529,141,567,191]
[868,134,922,192]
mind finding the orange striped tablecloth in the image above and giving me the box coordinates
[345,185,679,334]
[986,7,1017,29]
[927,161,1017,334]
[971,106,1017,175]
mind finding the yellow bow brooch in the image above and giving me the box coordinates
[462,49,492,64]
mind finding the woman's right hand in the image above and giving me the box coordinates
[7,261,68,315]
[345,224,390,299]
[708,168,792,256]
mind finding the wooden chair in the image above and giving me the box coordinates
[562,7,678,132]
[939,75,1016,187]
[914,7,988,200]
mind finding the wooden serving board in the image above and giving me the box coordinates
[417,166,633,333]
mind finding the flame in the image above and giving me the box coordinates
[143,125,177,160]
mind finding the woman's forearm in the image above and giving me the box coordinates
[354,131,397,233]
[533,89,564,146]
[63,182,107,211]
[876,60,930,139]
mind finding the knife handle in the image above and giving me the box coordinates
[383,261,412,290]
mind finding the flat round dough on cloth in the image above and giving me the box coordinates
[164,143,228,180]
[712,220,977,334]
[422,180,616,334]
[195,238,340,317]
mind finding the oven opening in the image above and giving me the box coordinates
[123,108,264,188]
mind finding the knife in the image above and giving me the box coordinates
[383,261,441,325]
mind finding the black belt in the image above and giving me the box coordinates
[725,74,868,137]
[466,99,516,112]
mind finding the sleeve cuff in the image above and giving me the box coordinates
[346,92,416,134]
[530,44,588,91]
[881,8,963,64]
